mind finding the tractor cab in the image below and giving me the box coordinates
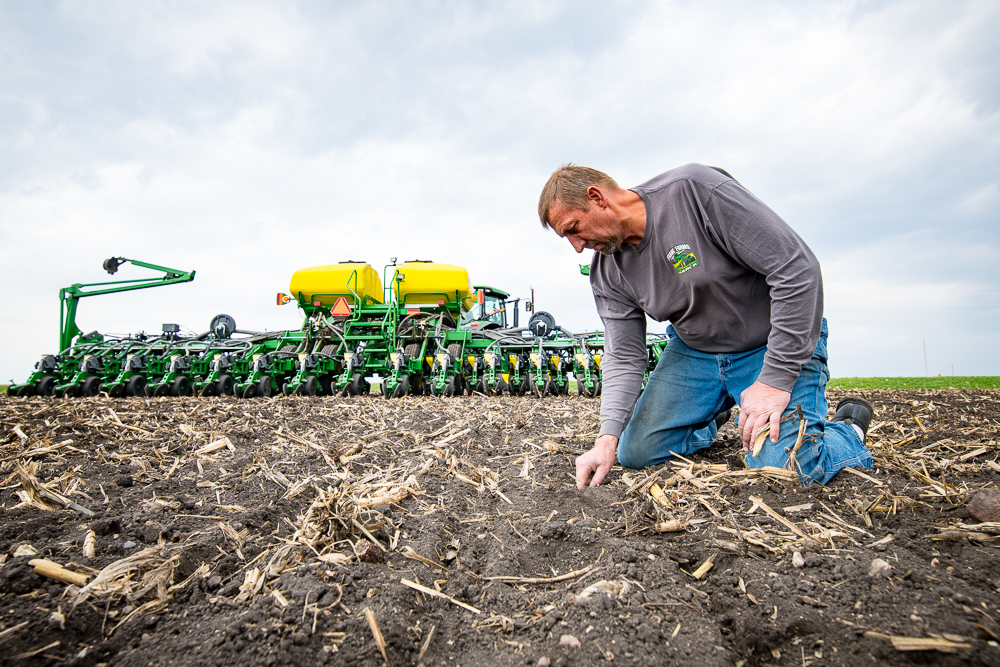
[461,286,510,330]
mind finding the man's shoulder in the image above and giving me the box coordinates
[633,164,734,194]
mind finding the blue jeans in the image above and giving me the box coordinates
[617,319,872,485]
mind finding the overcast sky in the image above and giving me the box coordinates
[2,0,998,383]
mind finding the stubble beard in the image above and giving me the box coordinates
[598,239,619,256]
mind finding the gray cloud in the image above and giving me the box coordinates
[1,0,997,382]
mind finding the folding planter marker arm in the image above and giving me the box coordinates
[59,257,196,352]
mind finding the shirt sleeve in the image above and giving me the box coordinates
[704,180,824,391]
[592,274,649,439]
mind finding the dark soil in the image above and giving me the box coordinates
[1,389,999,666]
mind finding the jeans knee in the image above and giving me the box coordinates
[616,440,648,469]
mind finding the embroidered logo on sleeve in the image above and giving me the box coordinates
[667,243,699,274]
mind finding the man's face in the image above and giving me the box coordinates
[548,199,623,256]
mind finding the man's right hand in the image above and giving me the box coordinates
[576,434,618,489]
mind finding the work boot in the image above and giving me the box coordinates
[832,397,875,438]
[714,408,732,430]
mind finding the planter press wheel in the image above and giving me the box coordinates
[476,376,491,396]
[295,376,318,396]
[216,374,234,396]
[16,384,36,397]
[36,375,56,397]
[391,375,410,398]
[153,384,171,398]
[200,382,218,397]
[126,375,147,397]
[257,375,275,397]
[346,373,366,396]
[319,374,334,396]
[443,376,457,397]
[81,376,103,397]
[171,376,191,397]
[495,377,509,395]
[241,384,257,399]
[108,383,126,398]
[543,378,557,397]
[578,380,594,398]
[64,384,81,398]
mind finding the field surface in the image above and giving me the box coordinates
[1,389,999,666]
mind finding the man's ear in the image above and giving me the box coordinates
[587,185,607,208]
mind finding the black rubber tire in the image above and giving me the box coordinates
[17,384,37,397]
[302,375,318,396]
[81,376,102,397]
[282,382,291,396]
[594,381,602,396]
[319,375,334,396]
[154,384,170,398]
[241,384,257,399]
[172,376,191,397]
[201,382,218,397]
[578,380,594,398]
[64,384,81,398]
[346,373,365,396]
[54,388,65,398]
[36,375,56,397]
[444,376,457,397]
[127,375,147,398]
[257,375,274,398]
[216,374,234,396]
[392,375,409,398]
[108,383,125,398]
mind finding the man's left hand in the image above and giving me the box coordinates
[738,381,791,452]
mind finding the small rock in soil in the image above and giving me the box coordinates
[869,558,892,577]
[968,488,1000,522]
[559,634,580,648]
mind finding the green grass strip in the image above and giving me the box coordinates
[829,377,1000,390]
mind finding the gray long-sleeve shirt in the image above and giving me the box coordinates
[591,164,823,438]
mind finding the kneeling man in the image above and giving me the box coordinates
[538,164,874,488]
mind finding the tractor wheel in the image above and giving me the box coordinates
[127,375,147,397]
[216,374,234,396]
[36,375,56,397]
[201,382,218,397]
[172,376,191,397]
[108,383,125,398]
[257,375,274,398]
[81,376,103,397]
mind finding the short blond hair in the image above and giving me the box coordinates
[538,164,618,228]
